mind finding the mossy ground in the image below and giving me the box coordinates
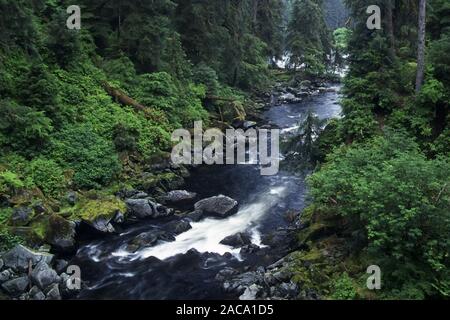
[285,205,382,300]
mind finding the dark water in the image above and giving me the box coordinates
[71,85,342,300]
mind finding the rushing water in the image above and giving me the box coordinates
[71,84,342,300]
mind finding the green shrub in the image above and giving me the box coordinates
[27,158,65,197]
[51,124,121,189]
[0,99,53,156]
[331,273,357,300]
[0,229,23,252]
[309,132,450,298]
[0,170,24,194]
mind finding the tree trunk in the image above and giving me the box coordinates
[386,0,396,60]
[415,0,427,94]
[102,82,146,112]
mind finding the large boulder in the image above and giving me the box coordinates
[77,197,127,234]
[220,233,252,248]
[88,216,115,233]
[30,261,60,290]
[126,199,173,219]
[46,215,76,253]
[164,219,192,235]
[2,245,54,272]
[165,190,197,206]
[194,195,238,218]
[127,230,175,253]
[1,276,30,296]
[185,210,204,222]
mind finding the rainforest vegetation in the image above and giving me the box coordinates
[0,0,448,300]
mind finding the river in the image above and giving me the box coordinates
[71,84,342,299]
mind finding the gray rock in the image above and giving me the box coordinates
[113,211,125,224]
[131,191,149,199]
[239,284,263,300]
[2,245,54,272]
[10,207,33,226]
[194,195,238,218]
[220,233,252,248]
[126,199,173,219]
[186,210,203,222]
[1,276,30,296]
[31,261,60,290]
[47,217,77,252]
[45,283,61,300]
[32,290,46,300]
[240,244,260,255]
[165,190,197,205]
[89,216,115,233]
[126,199,153,218]
[67,191,77,206]
[127,230,175,252]
[242,121,257,130]
[223,271,263,295]
[165,219,192,235]
[215,267,239,281]
[0,258,3,270]
[0,269,12,283]
[55,259,69,274]
[29,285,40,296]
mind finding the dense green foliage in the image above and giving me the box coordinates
[286,0,331,75]
[304,0,450,299]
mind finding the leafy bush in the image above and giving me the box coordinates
[26,157,65,197]
[0,99,53,156]
[0,229,23,251]
[51,124,121,189]
[0,170,24,194]
[309,132,450,297]
[331,273,357,300]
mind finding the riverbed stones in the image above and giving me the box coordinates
[45,283,61,300]
[186,210,203,222]
[239,284,263,300]
[30,261,60,290]
[2,245,54,272]
[164,219,192,235]
[0,269,12,283]
[1,276,30,296]
[89,216,115,233]
[126,199,173,219]
[165,190,197,205]
[194,195,238,218]
[127,230,175,252]
[220,233,252,248]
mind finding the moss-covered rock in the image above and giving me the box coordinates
[66,195,126,233]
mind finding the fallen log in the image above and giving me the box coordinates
[102,81,146,112]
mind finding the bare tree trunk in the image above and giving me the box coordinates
[386,0,396,60]
[415,0,427,94]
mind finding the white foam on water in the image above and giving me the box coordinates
[116,186,288,261]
